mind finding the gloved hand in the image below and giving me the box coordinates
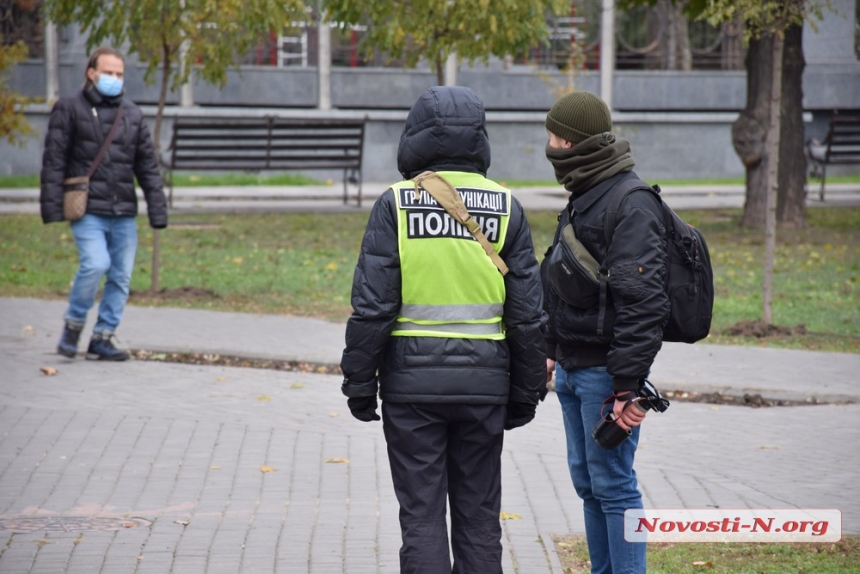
[504,401,537,430]
[347,396,381,422]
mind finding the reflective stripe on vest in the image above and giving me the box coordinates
[400,303,505,322]
[390,171,511,340]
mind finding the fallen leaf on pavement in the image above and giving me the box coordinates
[325,458,349,464]
[260,466,276,473]
[329,412,340,417]
[500,512,521,520]
[40,367,58,376]
[290,383,305,389]
[257,394,272,402]
[759,445,780,450]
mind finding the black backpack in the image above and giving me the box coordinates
[603,179,714,343]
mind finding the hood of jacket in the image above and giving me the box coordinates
[397,86,491,180]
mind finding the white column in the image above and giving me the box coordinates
[318,18,332,109]
[179,0,193,107]
[600,0,615,109]
[44,21,59,103]
[179,40,193,107]
[444,52,457,86]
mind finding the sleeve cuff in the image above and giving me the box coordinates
[508,386,540,405]
[612,376,640,392]
[341,378,379,398]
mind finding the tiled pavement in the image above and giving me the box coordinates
[0,297,858,573]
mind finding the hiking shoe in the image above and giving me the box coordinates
[86,331,131,361]
[57,321,84,358]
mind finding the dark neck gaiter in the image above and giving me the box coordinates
[545,132,636,196]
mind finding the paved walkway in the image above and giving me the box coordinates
[0,296,858,574]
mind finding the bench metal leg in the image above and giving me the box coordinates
[819,164,826,202]
[344,168,362,207]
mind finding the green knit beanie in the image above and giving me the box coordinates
[545,91,612,145]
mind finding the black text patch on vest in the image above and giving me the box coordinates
[398,187,507,242]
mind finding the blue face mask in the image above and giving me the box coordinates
[95,74,123,97]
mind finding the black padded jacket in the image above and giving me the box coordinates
[39,85,167,228]
[341,87,546,406]
[541,171,670,392]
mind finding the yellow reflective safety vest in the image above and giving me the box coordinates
[390,171,511,340]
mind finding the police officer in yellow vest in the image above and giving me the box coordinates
[341,87,546,574]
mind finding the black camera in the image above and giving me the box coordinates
[592,379,670,450]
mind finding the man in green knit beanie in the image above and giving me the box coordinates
[541,91,669,574]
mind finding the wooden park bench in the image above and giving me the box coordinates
[165,116,367,206]
[806,109,860,201]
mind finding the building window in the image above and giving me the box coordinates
[0,0,44,58]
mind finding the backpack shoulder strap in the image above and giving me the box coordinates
[411,170,509,275]
[603,178,663,247]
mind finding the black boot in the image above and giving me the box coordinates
[86,331,131,361]
[57,321,84,358]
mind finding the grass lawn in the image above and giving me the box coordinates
[555,534,860,573]
[1,207,858,352]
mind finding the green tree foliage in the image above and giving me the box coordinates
[619,0,828,39]
[0,41,35,145]
[691,0,827,38]
[43,0,308,152]
[325,0,569,85]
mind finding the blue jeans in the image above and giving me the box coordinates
[65,214,138,334]
[555,365,646,574]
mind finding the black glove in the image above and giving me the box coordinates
[347,396,380,422]
[504,401,536,430]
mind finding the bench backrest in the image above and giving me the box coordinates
[168,117,366,171]
[823,110,860,164]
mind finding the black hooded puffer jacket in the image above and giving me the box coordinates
[39,85,167,228]
[340,87,546,406]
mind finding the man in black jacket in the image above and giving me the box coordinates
[542,91,669,574]
[40,46,167,361]
[341,86,546,574]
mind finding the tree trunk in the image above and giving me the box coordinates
[151,42,171,294]
[153,42,171,160]
[763,33,784,325]
[777,24,806,229]
[434,49,444,86]
[733,34,769,228]
[733,25,807,229]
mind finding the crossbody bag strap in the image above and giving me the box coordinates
[86,106,125,179]
[411,170,509,275]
